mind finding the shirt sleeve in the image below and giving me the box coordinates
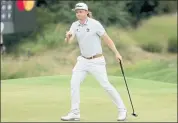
[96,21,106,37]
[69,22,76,35]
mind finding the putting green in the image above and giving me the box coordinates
[1,75,177,122]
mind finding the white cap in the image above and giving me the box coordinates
[72,2,88,11]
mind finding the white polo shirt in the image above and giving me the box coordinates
[69,17,106,57]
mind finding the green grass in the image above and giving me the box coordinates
[112,59,177,84]
[1,75,177,122]
[1,55,177,84]
[130,15,177,53]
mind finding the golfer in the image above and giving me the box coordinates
[61,2,127,121]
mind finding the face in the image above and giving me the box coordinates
[75,9,88,20]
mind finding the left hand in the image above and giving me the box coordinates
[115,52,122,63]
[65,31,72,42]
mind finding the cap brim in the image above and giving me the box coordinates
[72,9,88,11]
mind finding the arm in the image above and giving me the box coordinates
[96,22,122,62]
[101,33,122,62]
[65,23,76,44]
[65,30,75,44]
[101,33,119,54]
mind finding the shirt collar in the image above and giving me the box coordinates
[78,17,89,26]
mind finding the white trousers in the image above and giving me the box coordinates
[70,56,126,113]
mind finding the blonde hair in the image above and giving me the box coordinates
[87,11,93,18]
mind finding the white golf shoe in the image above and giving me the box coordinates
[117,110,127,121]
[61,112,80,121]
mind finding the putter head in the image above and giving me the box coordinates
[132,113,138,117]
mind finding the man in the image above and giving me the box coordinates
[61,2,127,121]
[1,22,5,54]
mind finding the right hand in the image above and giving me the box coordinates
[65,31,73,42]
[115,52,122,63]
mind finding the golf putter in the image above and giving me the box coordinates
[119,60,138,117]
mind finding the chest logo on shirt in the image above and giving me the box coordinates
[76,28,80,32]
[86,28,90,32]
